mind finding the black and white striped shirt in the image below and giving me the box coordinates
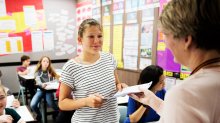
[60,52,119,123]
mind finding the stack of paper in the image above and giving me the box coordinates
[113,82,152,98]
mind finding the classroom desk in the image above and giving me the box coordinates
[19,69,62,80]
[38,83,59,123]
[14,105,36,123]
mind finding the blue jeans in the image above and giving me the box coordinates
[30,89,58,120]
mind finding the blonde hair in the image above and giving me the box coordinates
[159,0,220,52]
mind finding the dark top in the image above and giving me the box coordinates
[5,108,21,123]
[124,89,166,123]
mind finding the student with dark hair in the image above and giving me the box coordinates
[17,55,31,76]
[16,55,36,99]
[124,65,166,123]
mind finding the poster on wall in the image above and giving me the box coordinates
[0,37,23,54]
[76,1,92,26]
[157,0,181,76]
[140,21,153,58]
[0,0,49,55]
[113,25,123,68]
[123,24,139,70]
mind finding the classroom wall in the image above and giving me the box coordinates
[0,0,77,93]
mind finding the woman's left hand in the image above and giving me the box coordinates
[12,99,20,108]
[116,83,128,91]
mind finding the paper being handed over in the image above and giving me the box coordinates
[113,82,152,98]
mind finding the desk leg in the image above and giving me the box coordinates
[43,92,47,123]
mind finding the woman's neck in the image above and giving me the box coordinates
[41,68,47,71]
[80,52,100,64]
[188,49,220,71]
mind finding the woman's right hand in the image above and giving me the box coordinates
[41,83,47,88]
[129,87,164,115]
[85,94,104,108]
[0,115,13,123]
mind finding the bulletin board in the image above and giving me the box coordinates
[91,0,160,72]
[0,0,77,64]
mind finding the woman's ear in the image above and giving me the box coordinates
[78,36,82,45]
[184,35,193,50]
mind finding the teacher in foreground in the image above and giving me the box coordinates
[130,0,220,123]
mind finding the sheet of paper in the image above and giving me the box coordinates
[113,82,152,98]
[6,95,15,108]
[45,82,59,90]
[15,106,35,122]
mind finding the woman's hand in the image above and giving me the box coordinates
[41,83,47,88]
[116,83,128,91]
[85,94,104,108]
[12,99,20,108]
[0,115,13,123]
[129,87,164,115]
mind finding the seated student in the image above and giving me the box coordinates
[30,56,59,121]
[124,65,166,123]
[0,71,22,108]
[4,87,20,108]
[0,85,25,123]
[16,55,36,99]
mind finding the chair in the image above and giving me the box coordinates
[17,75,31,105]
[118,106,127,123]
[17,85,26,105]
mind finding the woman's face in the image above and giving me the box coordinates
[41,57,50,70]
[163,32,186,65]
[78,25,103,55]
[0,88,6,114]
[154,74,166,91]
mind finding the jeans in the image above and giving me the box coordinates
[30,89,58,120]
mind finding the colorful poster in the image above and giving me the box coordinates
[157,0,181,75]
[140,21,153,58]
[76,1,92,26]
[102,26,110,52]
[0,37,23,54]
[113,25,123,68]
